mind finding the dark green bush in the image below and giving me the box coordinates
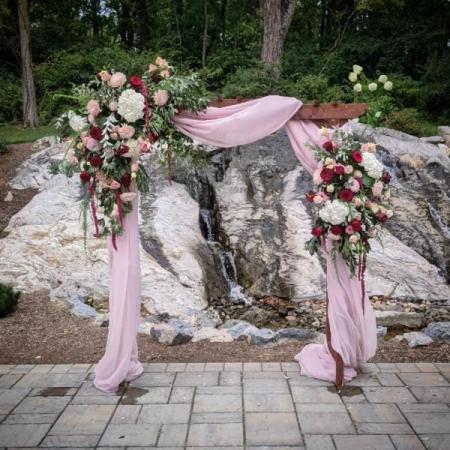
[385,108,425,137]
[0,72,22,124]
[0,283,20,318]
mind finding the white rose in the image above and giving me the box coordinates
[353,83,362,93]
[384,81,393,91]
[348,72,358,82]
[117,89,145,123]
[378,74,388,83]
[361,152,383,179]
[368,83,377,92]
[319,200,350,225]
[68,111,87,132]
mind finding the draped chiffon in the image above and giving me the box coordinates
[93,95,377,392]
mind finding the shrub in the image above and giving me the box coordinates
[0,72,22,124]
[385,108,425,137]
[0,283,20,318]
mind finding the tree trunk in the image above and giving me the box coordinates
[220,0,227,37]
[260,0,296,79]
[17,0,38,127]
[91,0,101,38]
[202,0,208,67]
[136,0,151,48]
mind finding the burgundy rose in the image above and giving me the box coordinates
[80,171,90,183]
[352,151,363,164]
[90,126,102,140]
[330,225,344,235]
[322,140,334,152]
[382,171,391,184]
[338,188,354,202]
[89,154,103,168]
[117,145,129,156]
[311,226,323,237]
[377,212,388,223]
[305,190,315,202]
[320,168,334,183]
[129,75,143,88]
[334,165,345,175]
[350,219,362,232]
[122,173,131,187]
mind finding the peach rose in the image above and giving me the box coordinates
[108,72,127,88]
[372,181,384,197]
[153,90,169,106]
[98,70,111,82]
[87,99,101,117]
[131,162,139,172]
[109,101,118,111]
[349,234,358,244]
[110,180,121,190]
[117,124,135,140]
[161,69,170,79]
[148,63,158,73]
[155,56,169,69]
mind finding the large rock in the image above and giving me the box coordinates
[375,311,425,329]
[424,322,450,342]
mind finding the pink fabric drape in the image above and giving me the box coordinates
[93,95,377,393]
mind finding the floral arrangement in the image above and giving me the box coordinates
[305,128,394,276]
[56,57,209,247]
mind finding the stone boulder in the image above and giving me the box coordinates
[375,311,425,329]
[424,322,450,342]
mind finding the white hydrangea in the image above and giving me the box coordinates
[118,89,145,123]
[384,81,393,91]
[368,82,377,92]
[378,74,388,83]
[348,72,358,82]
[361,152,383,179]
[319,200,350,225]
[353,83,362,93]
[68,111,87,132]
[353,64,363,75]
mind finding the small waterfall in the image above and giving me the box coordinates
[199,208,215,242]
[218,252,252,305]
[427,200,450,239]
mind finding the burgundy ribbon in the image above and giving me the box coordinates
[111,232,117,251]
[88,180,100,238]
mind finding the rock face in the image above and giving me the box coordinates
[424,322,450,342]
[375,311,425,329]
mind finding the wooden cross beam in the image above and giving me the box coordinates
[209,98,369,127]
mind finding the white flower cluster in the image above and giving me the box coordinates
[319,200,350,225]
[68,111,87,132]
[361,152,383,179]
[118,89,145,123]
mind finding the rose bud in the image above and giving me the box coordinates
[90,126,102,140]
[305,190,315,202]
[330,225,344,235]
[352,151,363,164]
[80,171,91,183]
[322,140,334,152]
[89,154,103,168]
[334,164,345,175]
[381,171,391,184]
[311,226,323,237]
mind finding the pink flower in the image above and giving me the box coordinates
[85,137,100,151]
[65,149,78,165]
[329,233,342,241]
[155,56,169,69]
[148,63,158,73]
[345,225,354,235]
[109,101,118,111]
[111,204,119,217]
[352,197,363,207]
[117,124,135,140]
[131,162,139,172]
[87,114,95,124]
[344,165,354,174]
[87,99,101,117]
[349,234,358,244]
[110,180,121,190]
[110,132,119,141]
[161,69,170,79]
[120,192,137,202]
[372,181,384,197]
[348,177,361,193]
[361,143,377,153]
[108,72,127,88]
[98,70,111,82]
[96,170,107,182]
[154,90,169,106]
[312,168,322,185]
[313,192,328,204]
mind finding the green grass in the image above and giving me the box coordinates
[0,124,58,145]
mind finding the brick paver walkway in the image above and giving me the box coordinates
[0,362,449,449]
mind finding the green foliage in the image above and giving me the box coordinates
[0,72,22,124]
[384,108,427,137]
[0,283,20,318]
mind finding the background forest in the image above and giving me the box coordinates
[1,0,449,138]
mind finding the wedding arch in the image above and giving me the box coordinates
[92,95,377,393]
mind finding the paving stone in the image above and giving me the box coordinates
[0,423,51,447]
[355,422,414,434]
[111,405,142,424]
[220,371,241,386]
[185,363,205,372]
[4,412,58,424]
[243,362,262,372]
[28,365,54,374]
[295,403,346,413]
[121,387,171,404]
[129,373,175,387]
[158,423,188,446]
[14,373,85,389]
[40,434,100,447]
[138,404,191,423]
[360,363,380,374]
[340,386,367,403]
[244,394,294,412]
[142,363,167,372]
[298,411,355,434]
[291,386,342,403]
[49,404,115,435]
[15,396,70,416]
[396,363,420,372]
[186,447,243,450]
[398,372,449,386]
[243,371,287,379]
[404,412,450,434]
[70,394,120,405]
[76,382,120,397]
[197,386,241,395]
[410,387,450,403]
[169,387,195,403]
[10,365,35,374]
[204,363,224,371]
[0,374,23,389]
[419,434,450,449]
[245,412,302,446]
[0,365,14,374]
[99,424,159,446]
[375,373,404,386]
[194,394,242,413]
[29,387,77,396]
[174,372,219,387]
[190,412,242,423]
[166,363,187,372]
[288,376,333,386]
[334,434,395,449]
[0,388,30,414]
[362,387,417,403]
[48,364,72,374]
[346,403,405,423]
[416,363,439,373]
[377,363,400,373]
[281,362,299,372]
[262,362,282,371]
[397,403,450,413]
[304,435,334,450]
[187,423,244,446]
[347,374,380,386]
[435,363,450,371]
[243,378,289,394]
[224,362,243,371]
[390,434,426,450]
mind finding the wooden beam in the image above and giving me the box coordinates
[209,98,369,124]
